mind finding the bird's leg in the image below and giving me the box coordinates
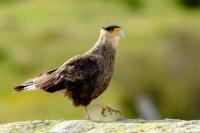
[95,104,121,117]
[83,106,91,120]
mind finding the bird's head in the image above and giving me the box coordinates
[99,25,124,46]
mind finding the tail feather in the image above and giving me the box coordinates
[14,82,37,92]
[14,69,57,92]
[14,85,26,92]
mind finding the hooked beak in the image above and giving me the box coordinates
[120,29,125,38]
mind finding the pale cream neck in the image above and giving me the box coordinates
[98,30,120,48]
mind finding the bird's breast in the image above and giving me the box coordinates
[91,53,115,99]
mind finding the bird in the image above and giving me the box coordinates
[14,25,125,119]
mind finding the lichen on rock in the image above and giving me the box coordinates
[0,119,200,133]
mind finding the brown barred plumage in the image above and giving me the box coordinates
[14,25,124,119]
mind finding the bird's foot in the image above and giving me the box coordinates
[100,105,121,117]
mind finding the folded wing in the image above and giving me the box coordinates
[35,54,104,93]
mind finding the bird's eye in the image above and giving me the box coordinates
[108,28,113,32]
[105,27,114,32]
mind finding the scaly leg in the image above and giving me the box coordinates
[84,106,91,120]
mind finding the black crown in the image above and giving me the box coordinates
[103,25,120,32]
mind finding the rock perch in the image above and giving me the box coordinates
[0,119,200,133]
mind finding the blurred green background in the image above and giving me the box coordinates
[0,0,200,123]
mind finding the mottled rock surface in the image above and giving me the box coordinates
[0,119,200,133]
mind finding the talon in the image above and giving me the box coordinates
[116,110,121,115]
[102,113,106,117]
[99,105,121,117]
[101,108,106,117]
[108,109,112,115]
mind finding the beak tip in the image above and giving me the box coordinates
[120,30,125,38]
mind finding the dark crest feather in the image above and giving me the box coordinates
[103,25,121,32]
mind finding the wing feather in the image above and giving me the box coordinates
[37,54,104,93]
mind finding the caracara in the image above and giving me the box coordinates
[14,25,124,119]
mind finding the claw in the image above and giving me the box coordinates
[101,108,106,117]
[108,110,112,115]
[116,110,121,115]
[99,105,121,117]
